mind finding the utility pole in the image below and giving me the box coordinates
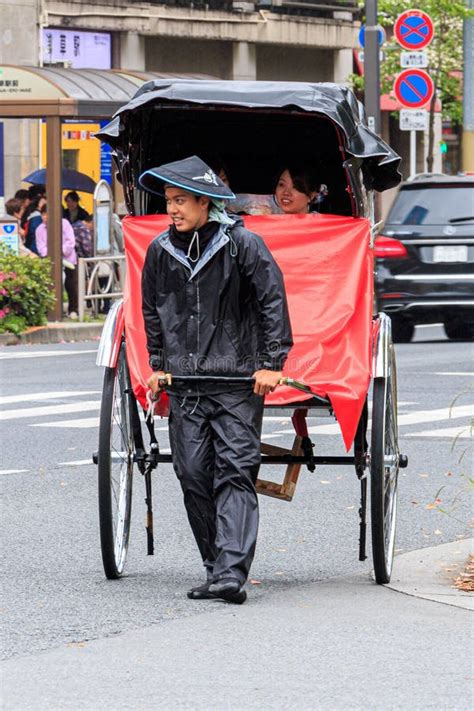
[365,0,381,136]
[463,0,474,172]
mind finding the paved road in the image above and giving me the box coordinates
[1,325,472,708]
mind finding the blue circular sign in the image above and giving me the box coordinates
[394,69,434,109]
[358,25,386,48]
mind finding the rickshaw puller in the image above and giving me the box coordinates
[140,156,293,604]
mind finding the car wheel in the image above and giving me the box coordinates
[391,317,415,344]
[444,321,474,341]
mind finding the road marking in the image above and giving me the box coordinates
[0,401,100,421]
[271,404,473,438]
[397,404,473,426]
[0,349,97,360]
[0,469,30,475]
[0,391,100,406]
[33,417,100,428]
[405,426,472,439]
[434,372,473,377]
[58,459,94,466]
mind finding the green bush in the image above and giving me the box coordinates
[0,244,55,334]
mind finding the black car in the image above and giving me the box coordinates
[375,174,474,342]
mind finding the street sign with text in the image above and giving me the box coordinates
[400,50,428,68]
[399,109,428,131]
[394,9,434,50]
[394,68,434,109]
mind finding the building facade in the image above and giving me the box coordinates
[0,0,361,204]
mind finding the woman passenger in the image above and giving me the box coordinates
[274,165,318,214]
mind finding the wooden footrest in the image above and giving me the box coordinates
[256,437,303,502]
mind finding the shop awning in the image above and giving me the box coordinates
[0,65,215,118]
[0,65,214,320]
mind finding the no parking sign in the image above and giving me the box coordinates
[394,9,434,50]
[394,68,434,109]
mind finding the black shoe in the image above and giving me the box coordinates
[187,581,216,600]
[208,578,247,604]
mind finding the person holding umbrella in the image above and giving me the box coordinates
[140,156,293,604]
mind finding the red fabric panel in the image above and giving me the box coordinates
[122,213,373,450]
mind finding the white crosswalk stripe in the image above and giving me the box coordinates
[0,469,30,475]
[33,417,100,429]
[0,391,100,406]
[0,401,100,421]
[0,349,97,360]
[405,426,472,439]
[0,389,472,440]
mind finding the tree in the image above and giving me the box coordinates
[352,1,474,171]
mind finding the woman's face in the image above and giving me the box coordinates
[275,170,314,214]
[66,196,78,211]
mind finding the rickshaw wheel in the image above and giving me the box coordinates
[98,342,135,579]
[370,344,399,584]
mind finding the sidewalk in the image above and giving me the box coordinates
[387,538,473,610]
[0,321,103,346]
[2,540,472,711]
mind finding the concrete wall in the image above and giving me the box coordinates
[0,0,38,66]
[256,45,333,82]
[145,37,233,78]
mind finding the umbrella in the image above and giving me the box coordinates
[23,168,97,194]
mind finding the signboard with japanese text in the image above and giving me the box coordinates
[400,50,428,68]
[42,29,111,69]
[399,109,428,131]
[0,66,63,98]
[0,221,19,255]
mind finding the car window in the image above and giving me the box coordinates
[387,185,474,225]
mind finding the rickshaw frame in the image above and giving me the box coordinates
[93,79,407,586]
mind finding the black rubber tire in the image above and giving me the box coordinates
[391,317,414,344]
[371,345,399,584]
[444,321,474,341]
[98,343,134,579]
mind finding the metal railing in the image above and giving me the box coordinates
[78,255,126,322]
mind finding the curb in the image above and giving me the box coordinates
[0,322,103,346]
[386,538,473,610]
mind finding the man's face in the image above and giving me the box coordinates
[165,187,209,232]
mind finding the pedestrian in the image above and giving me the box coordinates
[35,204,79,318]
[63,191,90,224]
[140,156,293,604]
[4,198,37,257]
[21,195,46,255]
[13,189,30,213]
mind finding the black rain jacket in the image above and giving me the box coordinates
[141,218,293,392]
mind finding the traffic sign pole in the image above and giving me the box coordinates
[364,0,381,136]
[410,130,417,178]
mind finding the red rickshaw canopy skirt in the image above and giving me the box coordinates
[122,214,374,451]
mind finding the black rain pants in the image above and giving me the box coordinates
[168,389,264,585]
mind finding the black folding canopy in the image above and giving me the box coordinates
[97,79,402,214]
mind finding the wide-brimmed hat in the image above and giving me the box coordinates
[138,155,235,200]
